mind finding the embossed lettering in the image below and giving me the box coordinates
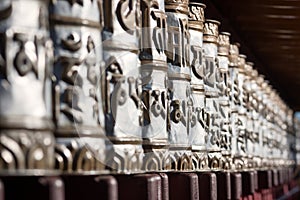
[152,10,167,54]
[204,57,215,87]
[116,0,136,34]
[191,45,203,79]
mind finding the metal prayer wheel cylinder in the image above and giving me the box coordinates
[255,75,265,168]
[228,43,241,170]
[50,0,106,172]
[244,62,255,169]
[165,0,192,171]
[276,98,285,167]
[258,78,269,168]
[102,0,143,173]
[275,97,284,167]
[188,2,208,170]
[217,32,232,170]
[262,83,273,168]
[203,19,222,170]
[232,54,247,169]
[271,92,281,167]
[140,0,169,171]
[277,101,285,167]
[269,90,277,167]
[249,69,261,168]
[249,67,261,168]
[0,0,55,172]
[280,111,288,167]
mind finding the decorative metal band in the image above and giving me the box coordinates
[203,19,220,44]
[168,73,191,81]
[205,91,219,98]
[49,15,101,28]
[191,84,205,91]
[103,44,139,51]
[107,137,143,144]
[0,130,55,172]
[169,145,192,150]
[165,0,189,14]
[188,2,205,31]
[54,126,105,137]
[142,139,169,146]
[141,60,168,71]
[0,117,54,131]
[218,32,231,56]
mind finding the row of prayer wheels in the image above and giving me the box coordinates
[0,0,296,175]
